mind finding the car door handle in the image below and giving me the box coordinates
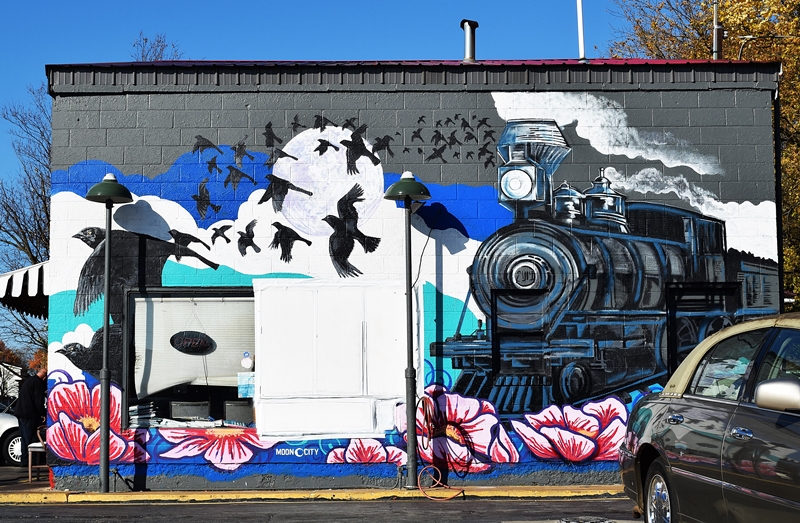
[667,414,684,425]
[730,427,753,441]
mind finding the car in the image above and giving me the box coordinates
[0,411,20,466]
[619,313,800,522]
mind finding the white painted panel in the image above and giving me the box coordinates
[256,397,375,439]
[259,286,316,396]
[316,286,363,396]
[364,285,407,397]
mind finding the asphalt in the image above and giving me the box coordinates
[0,464,627,504]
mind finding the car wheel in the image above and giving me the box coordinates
[2,429,22,466]
[645,458,675,523]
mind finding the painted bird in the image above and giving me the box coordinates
[264,148,299,169]
[270,222,312,263]
[57,323,124,385]
[313,115,337,131]
[192,178,221,219]
[207,157,222,174]
[339,125,380,175]
[73,227,219,324]
[192,135,224,156]
[225,166,258,190]
[322,184,380,277]
[372,135,395,158]
[211,225,232,244]
[262,122,283,147]
[237,219,261,256]
[314,139,340,156]
[426,144,448,163]
[291,115,306,133]
[168,229,211,260]
[258,174,313,212]
[411,128,425,142]
[232,135,255,168]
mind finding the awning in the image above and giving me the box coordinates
[0,261,49,318]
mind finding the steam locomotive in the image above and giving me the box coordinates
[431,119,779,415]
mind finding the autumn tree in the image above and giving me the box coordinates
[609,0,800,310]
[130,32,184,61]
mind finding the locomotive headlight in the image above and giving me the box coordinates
[507,255,553,290]
[500,169,534,200]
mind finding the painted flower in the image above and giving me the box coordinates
[399,386,519,473]
[46,380,148,464]
[159,428,277,471]
[511,396,627,463]
[326,438,406,464]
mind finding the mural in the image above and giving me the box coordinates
[46,90,779,487]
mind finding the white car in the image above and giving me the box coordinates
[0,406,21,466]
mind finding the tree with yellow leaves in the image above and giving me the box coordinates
[609,0,800,310]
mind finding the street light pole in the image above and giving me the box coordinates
[85,173,133,493]
[383,171,430,489]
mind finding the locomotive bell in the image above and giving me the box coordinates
[497,119,571,218]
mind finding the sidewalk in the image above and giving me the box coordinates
[0,465,625,504]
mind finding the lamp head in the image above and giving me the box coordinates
[85,173,133,205]
[384,171,431,202]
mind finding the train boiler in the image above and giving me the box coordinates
[431,119,779,415]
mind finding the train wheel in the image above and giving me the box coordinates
[555,362,592,404]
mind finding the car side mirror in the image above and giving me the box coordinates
[754,378,800,412]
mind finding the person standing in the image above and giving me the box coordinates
[15,367,46,468]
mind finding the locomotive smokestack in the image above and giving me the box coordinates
[461,19,479,63]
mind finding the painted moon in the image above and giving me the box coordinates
[273,127,384,237]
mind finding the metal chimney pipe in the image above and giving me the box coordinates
[712,0,724,59]
[461,19,479,63]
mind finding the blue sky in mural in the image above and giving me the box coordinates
[0,0,621,179]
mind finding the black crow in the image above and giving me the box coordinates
[484,156,496,168]
[322,184,380,277]
[417,115,426,124]
[313,115,337,132]
[444,117,455,127]
[73,227,219,324]
[464,131,478,144]
[232,135,255,168]
[192,135,224,155]
[426,145,448,163]
[477,142,492,159]
[225,166,258,190]
[372,135,395,158]
[339,125,380,175]
[57,323,124,385]
[211,225,232,245]
[262,122,283,147]
[431,130,447,146]
[291,115,306,133]
[264,148,299,169]
[314,139,340,156]
[403,147,411,153]
[238,220,261,256]
[258,174,313,212]
[192,178,221,219]
[459,118,474,132]
[476,117,491,129]
[168,229,211,260]
[270,222,312,263]
[447,131,463,148]
[466,151,475,160]
[411,128,425,142]
[207,157,222,174]
[341,117,358,130]
[483,129,497,142]
[435,120,442,127]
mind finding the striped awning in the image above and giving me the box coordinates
[0,261,49,318]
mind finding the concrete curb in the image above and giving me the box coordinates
[0,484,624,504]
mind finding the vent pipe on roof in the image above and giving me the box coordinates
[712,0,724,59]
[461,19,479,63]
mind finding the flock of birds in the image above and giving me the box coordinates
[62,112,497,382]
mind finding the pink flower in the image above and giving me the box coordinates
[511,397,627,463]
[158,428,277,471]
[326,438,406,464]
[400,386,519,473]
[46,380,148,464]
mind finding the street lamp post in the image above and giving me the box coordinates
[84,173,133,493]
[383,171,430,489]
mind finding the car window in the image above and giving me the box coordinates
[756,328,800,383]
[689,328,768,400]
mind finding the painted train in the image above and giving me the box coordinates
[431,119,779,416]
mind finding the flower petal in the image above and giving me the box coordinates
[345,439,387,463]
[511,420,559,460]
[524,405,565,430]
[540,426,597,462]
[386,446,406,465]
[594,418,626,460]
[326,448,346,464]
[581,397,628,427]
[563,405,600,438]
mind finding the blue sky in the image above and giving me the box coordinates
[0,0,623,180]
